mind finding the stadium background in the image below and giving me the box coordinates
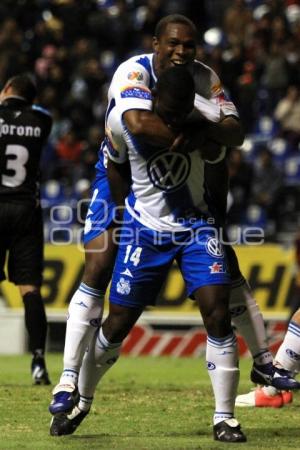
[0,0,300,355]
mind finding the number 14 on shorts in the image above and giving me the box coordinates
[123,245,143,266]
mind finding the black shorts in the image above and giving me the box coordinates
[0,202,44,285]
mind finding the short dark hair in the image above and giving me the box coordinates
[154,14,197,39]
[156,66,195,101]
[5,74,37,103]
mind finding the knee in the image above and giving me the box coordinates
[101,305,140,343]
[203,304,232,337]
[83,263,112,290]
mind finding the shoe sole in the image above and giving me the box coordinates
[50,413,68,436]
[251,370,300,391]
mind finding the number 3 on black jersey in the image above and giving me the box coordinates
[1,144,29,187]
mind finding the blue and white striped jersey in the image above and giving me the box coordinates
[98,53,239,232]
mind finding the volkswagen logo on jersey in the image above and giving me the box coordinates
[147,150,191,192]
[206,237,224,258]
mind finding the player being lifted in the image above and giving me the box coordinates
[54,64,248,442]
[0,74,52,384]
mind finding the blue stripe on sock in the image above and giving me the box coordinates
[63,369,78,375]
[97,332,121,350]
[80,395,94,400]
[207,333,236,347]
[288,321,300,337]
[253,349,270,359]
[79,282,104,298]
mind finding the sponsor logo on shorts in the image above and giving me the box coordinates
[206,237,224,258]
[121,268,133,278]
[209,262,225,274]
[116,277,131,295]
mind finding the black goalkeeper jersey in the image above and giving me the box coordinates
[0,97,52,204]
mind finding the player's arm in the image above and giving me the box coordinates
[112,60,179,149]
[107,158,131,211]
[188,67,244,149]
[123,109,178,148]
[205,70,244,146]
[204,116,244,147]
[105,106,131,215]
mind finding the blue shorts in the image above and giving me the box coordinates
[83,171,116,245]
[109,209,230,308]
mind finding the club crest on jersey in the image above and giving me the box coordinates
[127,71,143,81]
[147,150,191,192]
[209,262,224,274]
[206,237,224,258]
[116,277,131,295]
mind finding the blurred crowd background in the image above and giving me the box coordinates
[1,0,300,243]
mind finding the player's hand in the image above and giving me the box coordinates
[185,126,206,150]
[169,132,186,152]
[199,139,224,161]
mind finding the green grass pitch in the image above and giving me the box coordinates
[0,354,300,449]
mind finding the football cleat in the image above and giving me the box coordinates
[50,406,89,436]
[251,362,300,390]
[49,383,79,415]
[213,418,247,443]
[31,355,51,385]
[236,387,283,408]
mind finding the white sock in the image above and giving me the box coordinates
[275,321,300,373]
[78,395,93,412]
[59,282,104,386]
[78,327,121,400]
[206,333,239,425]
[230,280,272,364]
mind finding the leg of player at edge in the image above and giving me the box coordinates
[236,308,300,408]
[227,245,300,393]
[20,285,50,385]
[205,156,300,399]
[49,226,118,415]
